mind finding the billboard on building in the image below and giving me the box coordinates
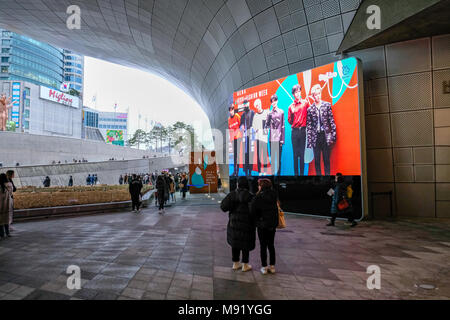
[229,57,362,177]
[40,86,80,108]
[106,129,124,146]
[11,82,20,128]
[228,57,367,219]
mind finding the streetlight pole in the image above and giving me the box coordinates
[138,114,142,149]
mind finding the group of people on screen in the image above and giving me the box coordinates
[229,83,337,177]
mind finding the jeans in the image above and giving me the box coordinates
[131,195,140,211]
[0,224,10,237]
[233,138,240,176]
[257,227,276,267]
[243,136,252,176]
[292,127,306,176]
[158,193,165,210]
[257,140,269,173]
[270,141,283,176]
[232,247,249,263]
[313,131,331,175]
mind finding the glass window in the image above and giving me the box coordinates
[24,99,30,107]
[2,31,11,37]
[1,57,8,63]
[2,39,10,45]
[24,120,29,130]
[1,48,10,53]
[24,87,30,96]
[1,66,8,73]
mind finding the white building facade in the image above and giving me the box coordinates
[1,80,82,138]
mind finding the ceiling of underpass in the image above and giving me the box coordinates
[0,0,367,130]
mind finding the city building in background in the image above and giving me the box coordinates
[81,106,104,142]
[1,79,81,138]
[63,49,84,94]
[98,110,128,146]
[0,29,64,90]
[81,106,128,145]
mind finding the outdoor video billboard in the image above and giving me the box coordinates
[228,57,362,177]
[228,57,367,219]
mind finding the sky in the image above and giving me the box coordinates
[82,56,213,148]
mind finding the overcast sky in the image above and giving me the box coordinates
[82,56,213,148]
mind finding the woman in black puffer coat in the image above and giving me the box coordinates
[220,176,255,272]
[250,178,279,275]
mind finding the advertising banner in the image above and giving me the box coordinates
[11,82,20,128]
[106,130,124,145]
[229,57,361,177]
[189,151,218,194]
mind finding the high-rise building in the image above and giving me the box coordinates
[0,29,64,89]
[63,49,83,93]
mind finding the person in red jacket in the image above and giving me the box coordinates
[228,105,242,176]
[288,84,310,176]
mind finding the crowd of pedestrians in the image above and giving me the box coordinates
[0,170,16,240]
[155,171,188,214]
[86,174,98,185]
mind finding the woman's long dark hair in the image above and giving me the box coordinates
[0,173,8,193]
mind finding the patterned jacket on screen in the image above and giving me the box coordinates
[306,101,337,148]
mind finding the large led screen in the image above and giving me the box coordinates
[228,57,362,177]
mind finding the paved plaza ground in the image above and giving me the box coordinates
[0,194,449,300]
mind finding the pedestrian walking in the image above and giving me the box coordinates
[43,176,51,187]
[180,173,188,199]
[6,170,16,232]
[0,173,13,239]
[119,175,124,185]
[68,175,73,187]
[250,179,279,275]
[220,176,255,272]
[327,173,357,227]
[169,175,176,202]
[156,175,167,214]
[129,174,143,213]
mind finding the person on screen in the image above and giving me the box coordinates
[252,99,270,176]
[228,105,242,176]
[265,94,285,176]
[306,84,336,176]
[288,84,310,176]
[240,100,255,177]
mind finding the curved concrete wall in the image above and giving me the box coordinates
[1,156,187,187]
[1,1,449,217]
[0,131,160,167]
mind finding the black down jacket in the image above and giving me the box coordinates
[220,188,256,251]
[250,189,279,229]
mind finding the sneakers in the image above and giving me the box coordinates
[242,264,252,272]
[232,262,242,270]
[260,267,268,275]
[268,265,276,274]
[326,221,335,226]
